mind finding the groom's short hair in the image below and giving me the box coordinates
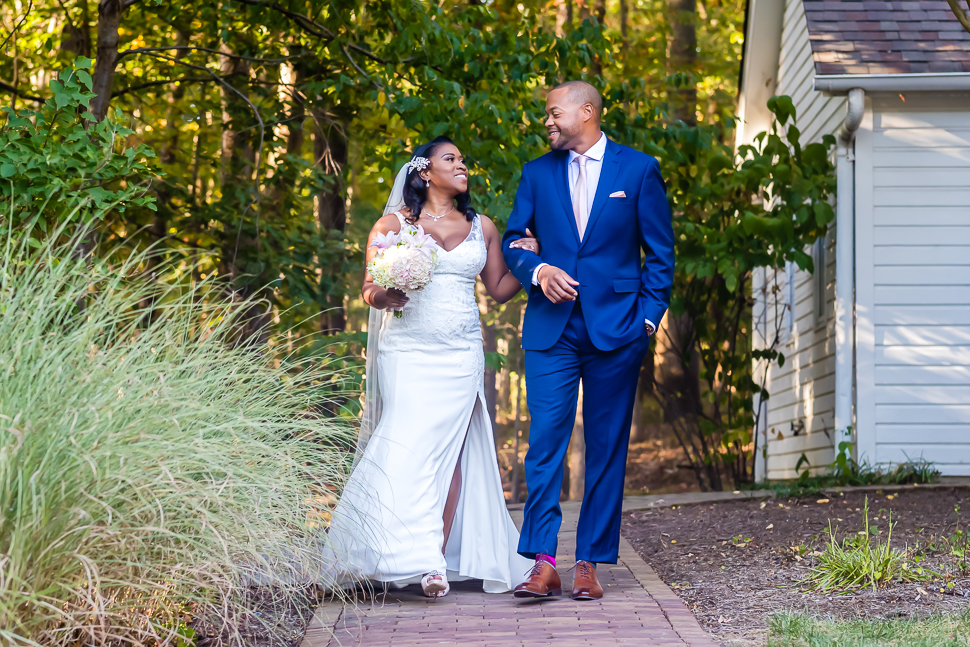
[552,81,602,120]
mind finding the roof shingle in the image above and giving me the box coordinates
[802,0,970,74]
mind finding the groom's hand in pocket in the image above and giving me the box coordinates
[537,265,579,304]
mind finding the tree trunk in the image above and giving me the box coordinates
[150,29,190,250]
[595,0,606,24]
[89,0,123,123]
[218,37,269,346]
[60,0,92,60]
[313,113,348,333]
[139,36,187,321]
[668,0,698,124]
[620,0,630,41]
[510,373,523,504]
[630,350,655,443]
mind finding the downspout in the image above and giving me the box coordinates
[834,88,864,454]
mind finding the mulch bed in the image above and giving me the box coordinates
[622,487,970,647]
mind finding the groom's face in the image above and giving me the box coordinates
[544,88,584,151]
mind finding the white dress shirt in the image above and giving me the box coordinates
[528,132,655,333]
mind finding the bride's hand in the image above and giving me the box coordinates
[383,287,409,310]
[509,228,540,255]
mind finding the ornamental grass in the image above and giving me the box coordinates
[0,227,355,645]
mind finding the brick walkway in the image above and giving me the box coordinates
[302,506,721,647]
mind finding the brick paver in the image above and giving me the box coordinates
[302,507,721,647]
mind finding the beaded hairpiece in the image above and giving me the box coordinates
[406,156,430,173]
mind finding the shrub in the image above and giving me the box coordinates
[0,227,354,645]
[0,58,156,234]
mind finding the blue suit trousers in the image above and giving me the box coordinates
[517,300,649,564]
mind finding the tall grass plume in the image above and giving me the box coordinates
[0,228,355,645]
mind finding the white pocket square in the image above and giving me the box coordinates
[609,191,627,198]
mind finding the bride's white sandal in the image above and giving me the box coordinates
[420,570,450,599]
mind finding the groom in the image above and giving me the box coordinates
[502,81,674,600]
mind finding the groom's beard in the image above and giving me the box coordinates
[548,123,581,150]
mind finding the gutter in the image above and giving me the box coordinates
[815,72,970,94]
[834,88,864,454]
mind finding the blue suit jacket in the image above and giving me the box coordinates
[502,138,675,352]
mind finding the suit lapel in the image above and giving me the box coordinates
[580,140,621,249]
[553,151,581,245]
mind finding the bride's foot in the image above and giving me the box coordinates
[421,570,449,599]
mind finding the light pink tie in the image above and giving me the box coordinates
[572,155,588,240]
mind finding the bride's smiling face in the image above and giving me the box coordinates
[421,143,468,196]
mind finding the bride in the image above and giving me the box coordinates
[326,136,537,597]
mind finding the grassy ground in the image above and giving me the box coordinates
[767,613,970,647]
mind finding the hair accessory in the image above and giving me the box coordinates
[407,156,431,173]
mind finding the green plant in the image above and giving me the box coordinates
[613,96,837,491]
[0,59,156,234]
[806,498,932,593]
[768,611,970,647]
[0,223,356,645]
[762,442,940,498]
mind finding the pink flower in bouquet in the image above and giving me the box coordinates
[367,224,440,318]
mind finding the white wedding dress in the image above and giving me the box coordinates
[326,211,531,592]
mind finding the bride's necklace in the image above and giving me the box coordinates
[422,206,455,222]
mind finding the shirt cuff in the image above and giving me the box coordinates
[644,318,656,334]
[531,263,548,286]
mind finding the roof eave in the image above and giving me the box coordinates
[815,72,970,94]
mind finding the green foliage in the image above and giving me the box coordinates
[765,441,941,498]
[0,0,793,492]
[806,498,932,593]
[0,59,156,233]
[767,611,970,647]
[607,96,838,490]
[0,222,354,645]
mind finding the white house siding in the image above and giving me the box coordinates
[855,92,970,475]
[757,0,846,480]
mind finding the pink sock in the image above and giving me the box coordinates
[537,554,556,567]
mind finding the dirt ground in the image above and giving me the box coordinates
[497,439,701,500]
[622,487,970,647]
[623,440,701,494]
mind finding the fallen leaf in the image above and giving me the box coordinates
[719,616,727,623]
[760,501,767,509]
[917,587,930,596]
[766,524,774,530]
[671,540,677,544]
[817,498,830,504]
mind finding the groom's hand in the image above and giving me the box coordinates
[537,265,579,304]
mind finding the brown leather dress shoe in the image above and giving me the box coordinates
[513,559,562,598]
[571,560,603,600]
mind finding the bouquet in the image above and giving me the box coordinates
[367,224,441,318]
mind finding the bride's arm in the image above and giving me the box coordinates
[479,216,527,304]
[362,213,410,310]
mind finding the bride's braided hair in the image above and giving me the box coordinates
[402,136,476,225]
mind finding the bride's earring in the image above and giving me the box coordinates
[425,179,430,188]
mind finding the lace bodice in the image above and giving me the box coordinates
[379,213,487,352]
